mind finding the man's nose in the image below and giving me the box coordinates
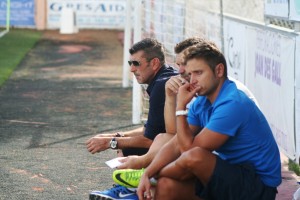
[130,65,136,72]
[190,74,196,84]
[178,65,185,74]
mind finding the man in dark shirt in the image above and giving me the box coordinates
[87,38,177,200]
[86,38,177,156]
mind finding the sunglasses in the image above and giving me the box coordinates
[128,60,141,67]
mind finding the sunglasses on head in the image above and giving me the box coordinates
[128,60,141,67]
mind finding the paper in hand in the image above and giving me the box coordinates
[105,157,123,169]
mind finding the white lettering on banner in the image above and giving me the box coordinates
[47,0,126,29]
[11,2,33,8]
[1,1,33,9]
[49,2,124,13]
[254,30,282,86]
[270,123,287,152]
[269,0,288,3]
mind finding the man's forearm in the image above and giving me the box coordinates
[140,133,175,168]
[121,126,144,137]
[144,137,180,178]
[164,96,177,134]
[176,115,194,152]
[116,135,152,149]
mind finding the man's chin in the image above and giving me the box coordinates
[193,88,202,96]
[134,77,141,83]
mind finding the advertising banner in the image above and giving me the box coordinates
[264,0,289,18]
[223,19,246,83]
[0,0,35,27]
[245,26,295,159]
[47,0,126,29]
[290,0,300,21]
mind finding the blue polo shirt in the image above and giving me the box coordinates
[144,64,178,140]
[187,79,281,187]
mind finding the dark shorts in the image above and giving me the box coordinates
[195,157,278,200]
[122,148,148,156]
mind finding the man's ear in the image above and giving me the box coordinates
[215,63,225,78]
[151,58,160,71]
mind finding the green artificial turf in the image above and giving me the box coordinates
[0,29,41,87]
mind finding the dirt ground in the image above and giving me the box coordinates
[0,29,299,200]
[0,29,138,200]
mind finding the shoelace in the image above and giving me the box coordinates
[111,184,130,195]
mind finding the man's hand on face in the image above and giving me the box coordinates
[165,75,187,97]
[177,82,200,109]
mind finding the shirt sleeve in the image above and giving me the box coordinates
[206,100,246,136]
[187,97,202,126]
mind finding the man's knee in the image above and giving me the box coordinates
[153,133,173,143]
[156,177,177,197]
[181,147,210,169]
[156,177,197,200]
[153,133,164,141]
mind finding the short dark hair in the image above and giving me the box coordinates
[129,38,165,65]
[174,37,207,54]
[183,41,227,77]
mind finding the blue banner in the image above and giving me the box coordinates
[0,0,35,27]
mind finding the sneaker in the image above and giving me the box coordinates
[113,169,157,188]
[113,169,145,188]
[89,184,138,200]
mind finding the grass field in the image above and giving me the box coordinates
[0,29,41,87]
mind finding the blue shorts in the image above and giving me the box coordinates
[122,148,148,156]
[195,157,278,200]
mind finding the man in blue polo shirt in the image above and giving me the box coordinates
[138,40,281,199]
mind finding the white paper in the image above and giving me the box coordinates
[105,157,123,169]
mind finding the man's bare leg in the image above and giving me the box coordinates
[118,133,175,169]
[154,177,201,200]
[154,147,216,200]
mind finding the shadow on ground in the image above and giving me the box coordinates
[0,29,299,200]
[0,30,137,200]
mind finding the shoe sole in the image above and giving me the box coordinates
[90,194,135,200]
[90,194,114,200]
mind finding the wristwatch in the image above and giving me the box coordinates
[109,138,118,149]
[115,132,124,137]
[175,110,188,116]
